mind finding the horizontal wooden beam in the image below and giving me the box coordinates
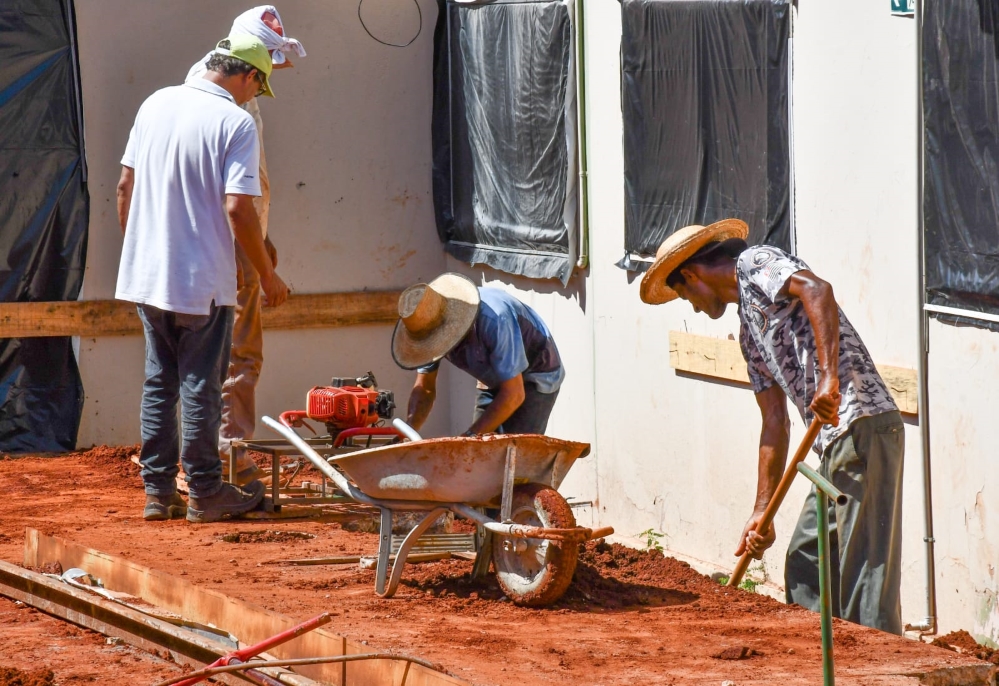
[0,290,402,338]
[669,331,918,415]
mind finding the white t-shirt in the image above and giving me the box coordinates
[116,79,261,315]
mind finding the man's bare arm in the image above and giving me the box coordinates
[226,194,288,307]
[465,374,526,435]
[406,369,438,431]
[116,166,134,235]
[784,270,841,424]
[736,384,790,558]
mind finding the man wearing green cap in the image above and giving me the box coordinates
[116,35,288,523]
[186,8,307,486]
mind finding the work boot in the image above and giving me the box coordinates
[186,481,265,524]
[143,492,188,521]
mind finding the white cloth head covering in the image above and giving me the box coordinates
[185,5,306,84]
[229,5,307,66]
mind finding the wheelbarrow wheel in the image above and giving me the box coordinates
[492,483,578,607]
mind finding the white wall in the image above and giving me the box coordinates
[74,0,450,446]
[468,0,999,640]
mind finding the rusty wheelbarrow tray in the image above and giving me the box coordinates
[261,416,613,606]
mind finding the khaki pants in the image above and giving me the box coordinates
[784,411,904,634]
[219,97,269,469]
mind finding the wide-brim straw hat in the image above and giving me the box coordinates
[392,273,480,370]
[639,219,750,305]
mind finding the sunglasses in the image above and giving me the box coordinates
[253,70,266,97]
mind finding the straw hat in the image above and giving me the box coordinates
[639,219,749,305]
[392,273,480,369]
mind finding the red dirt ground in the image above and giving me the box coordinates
[0,447,992,685]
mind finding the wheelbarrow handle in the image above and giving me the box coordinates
[727,417,823,588]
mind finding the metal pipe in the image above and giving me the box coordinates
[816,490,836,686]
[392,417,423,442]
[796,463,847,506]
[574,0,590,270]
[909,0,938,636]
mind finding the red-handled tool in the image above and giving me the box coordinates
[171,612,332,686]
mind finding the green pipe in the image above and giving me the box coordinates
[815,490,835,686]
[574,0,590,270]
[796,463,847,505]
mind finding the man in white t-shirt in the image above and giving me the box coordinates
[185,6,307,485]
[116,35,289,524]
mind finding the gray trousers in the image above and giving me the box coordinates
[785,411,904,634]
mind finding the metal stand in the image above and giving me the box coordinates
[229,435,398,512]
[796,462,847,686]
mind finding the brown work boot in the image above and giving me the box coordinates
[186,481,265,524]
[143,492,187,521]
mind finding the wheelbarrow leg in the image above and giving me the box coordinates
[472,511,494,581]
[380,507,448,598]
[375,507,393,596]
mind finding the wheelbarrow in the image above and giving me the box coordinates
[261,416,613,606]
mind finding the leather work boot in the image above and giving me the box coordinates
[143,492,188,521]
[186,481,265,524]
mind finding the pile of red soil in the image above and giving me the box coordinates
[75,444,141,488]
[0,667,54,686]
[931,630,999,664]
[395,539,772,612]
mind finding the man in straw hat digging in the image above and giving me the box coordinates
[639,220,904,634]
[392,274,565,437]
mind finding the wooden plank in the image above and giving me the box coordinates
[668,331,919,415]
[0,290,402,338]
[24,529,466,686]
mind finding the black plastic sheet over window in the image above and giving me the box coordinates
[0,0,87,452]
[620,0,790,269]
[923,0,999,318]
[432,0,578,285]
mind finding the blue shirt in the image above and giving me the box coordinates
[419,288,564,393]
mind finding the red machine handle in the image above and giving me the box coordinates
[279,410,317,435]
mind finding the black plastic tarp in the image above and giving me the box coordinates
[0,0,87,452]
[923,0,999,318]
[620,0,790,269]
[432,0,578,285]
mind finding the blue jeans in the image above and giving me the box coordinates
[473,383,559,434]
[136,303,233,499]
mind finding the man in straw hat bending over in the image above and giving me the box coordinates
[393,274,564,437]
[639,220,903,634]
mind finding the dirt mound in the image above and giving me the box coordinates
[0,667,54,686]
[75,444,141,488]
[221,530,315,544]
[931,630,999,664]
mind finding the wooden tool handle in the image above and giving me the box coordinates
[727,417,823,588]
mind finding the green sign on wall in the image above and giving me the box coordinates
[891,0,915,15]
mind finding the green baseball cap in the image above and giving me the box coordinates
[214,34,275,98]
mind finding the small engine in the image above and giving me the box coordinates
[279,372,396,437]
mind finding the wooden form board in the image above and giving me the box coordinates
[0,290,402,338]
[669,331,919,415]
[24,529,465,686]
